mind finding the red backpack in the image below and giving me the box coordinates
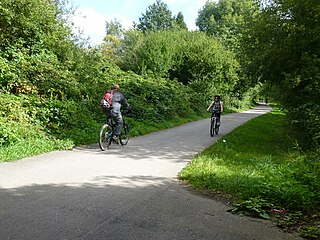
[100,90,114,109]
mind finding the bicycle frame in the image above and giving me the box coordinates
[211,111,219,124]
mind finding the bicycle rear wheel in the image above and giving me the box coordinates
[210,118,215,137]
[120,122,129,145]
[99,124,112,151]
[215,124,219,135]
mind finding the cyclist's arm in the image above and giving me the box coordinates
[120,94,131,112]
[207,102,213,111]
[220,102,224,112]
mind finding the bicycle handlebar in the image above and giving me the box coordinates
[122,109,132,115]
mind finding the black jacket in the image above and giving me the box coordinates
[112,91,130,114]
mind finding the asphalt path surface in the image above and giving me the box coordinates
[0,105,302,240]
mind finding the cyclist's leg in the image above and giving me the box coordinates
[113,113,123,136]
[217,112,221,125]
[103,109,113,125]
[107,117,112,126]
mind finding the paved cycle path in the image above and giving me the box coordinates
[0,105,301,240]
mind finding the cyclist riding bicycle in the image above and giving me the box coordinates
[207,95,224,125]
[101,84,131,142]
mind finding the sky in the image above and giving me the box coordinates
[68,0,209,45]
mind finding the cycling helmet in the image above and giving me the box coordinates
[214,95,220,99]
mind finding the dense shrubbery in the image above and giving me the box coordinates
[118,30,242,98]
[0,58,196,158]
[117,29,257,113]
[0,93,75,162]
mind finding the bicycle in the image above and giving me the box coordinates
[99,116,129,151]
[210,110,220,137]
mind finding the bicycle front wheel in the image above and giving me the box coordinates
[120,122,129,145]
[99,124,112,151]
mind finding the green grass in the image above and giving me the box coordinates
[0,136,74,162]
[179,108,320,237]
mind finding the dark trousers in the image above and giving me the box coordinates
[211,111,221,123]
[104,110,123,136]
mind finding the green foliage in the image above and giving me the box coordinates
[277,211,303,229]
[0,0,205,162]
[0,0,79,98]
[195,0,263,105]
[102,67,193,121]
[0,135,73,162]
[117,30,144,71]
[277,211,320,239]
[105,18,124,38]
[173,31,239,87]
[175,12,188,30]
[119,30,246,108]
[221,84,259,111]
[0,56,198,161]
[120,30,237,82]
[101,35,121,61]
[289,103,320,147]
[0,0,74,60]
[229,197,273,219]
[135,0,175,32]
[0,93,74,161]
[300,224,320,239]
[123,30,179,77]
[244,0,320,146]
[196,0,260,50]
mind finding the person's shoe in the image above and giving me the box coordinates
[217,121,221,126]
[112,135,119,144]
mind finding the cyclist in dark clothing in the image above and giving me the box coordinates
[102,84,131,141]
[207,95,224,125]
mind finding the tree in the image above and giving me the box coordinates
[196,0,261,102]
[101,35,121,60]
[103,18,123,60]
[105,18,124,39]
[245,0,320,144]
[175,12,188,30]
[247,0,320,104]
[135,0,175,32]
[196,0,260,50]
[0,0,80,97]
[119,30,239,92]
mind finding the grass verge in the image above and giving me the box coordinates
[179,108,320,239]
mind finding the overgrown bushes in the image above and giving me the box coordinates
[0,60,199,161]
[118,30,241,95]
